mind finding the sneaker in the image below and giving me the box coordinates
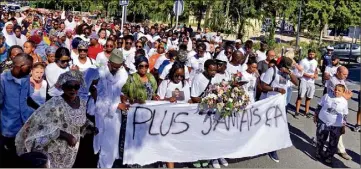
[193,161,201,168]
[338,152,352,160]
[324,158,332,164]
[354,125,361,132]
[268,151,280,163]
[306,113,313,119]
[219,158,228,167]
[201,160,209,167]
[294,112,300,118]
[212,160,221,168]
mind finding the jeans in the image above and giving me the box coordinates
[286,87,293,105]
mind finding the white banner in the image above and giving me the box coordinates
[123,94,293,165]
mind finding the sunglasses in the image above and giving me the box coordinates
[63,83,81,90]
[174,74,184,79]
[138,64,149,69]
[78,49,88,53]
[136,46,143,48]
[60,59,71,64]
[125,42,132,45]
[106,45,114,48]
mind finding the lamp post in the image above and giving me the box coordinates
[295,0,302,49]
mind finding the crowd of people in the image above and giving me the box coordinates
[0,7,359,168]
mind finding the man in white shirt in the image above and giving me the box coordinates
[187,43,212,83]
[191,59,217,103]
[96,39,115,66]
[241,58,259,103]
[226,51,247,76]
[213,31,223,44]
[64,14,76,31]
[160,49,190,81]
[255,41,268,63]
[323,55,341,83]
[260,57,298,163]
[212,57,231,85]
[216,46,233,64]
[122,35,136,70]
[295,49,318,118]
[167,32,179,51]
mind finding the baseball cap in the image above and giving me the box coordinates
[326,46,334,50]
[109,49,124,64]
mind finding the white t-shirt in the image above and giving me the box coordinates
[187,50,197,60]
[157,79,191,103]
[213,35,222,43]
[325,65,340,77]
[71,50,79,60]
[191,73,211,98]
[64,20,77,31]
[31,80,48,106]
[45,63,70,88]
[256,50,266,63]
[226,63,247,75]
[95,52,109,67]
[154,54,168,70]
[71,57,95,72]
[216,51,230,63]
[241,70,257,103]
[122,47,136,62]
[211,72,231,85]
[159,62,190,80]
[15,34,27,47]
[187,54,212,82]
[260,66,291,98]
[325,76,347,96]
[98,38,106,46]
[148,48,157,57]
[318,94,348,127]
[167,38,179,50]
[299,58,318,83]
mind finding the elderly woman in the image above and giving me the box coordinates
[15,70,97,168]
[121,55,158,105]
[71,41,95,72]
[2,22,16,46]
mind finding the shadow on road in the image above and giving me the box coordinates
[288,123,350,168]
[345,149,361,165]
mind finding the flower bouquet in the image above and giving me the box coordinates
[199,80,251,118]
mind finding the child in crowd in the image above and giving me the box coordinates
[314,84,348,164]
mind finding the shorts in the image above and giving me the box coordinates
[298,80,315,99]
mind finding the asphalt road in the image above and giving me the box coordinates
[226,64,361,168]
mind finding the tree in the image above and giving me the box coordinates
[302,0,335,44]
[330,0,361,37]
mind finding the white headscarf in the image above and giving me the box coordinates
[2,22,16,46]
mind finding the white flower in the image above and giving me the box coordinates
[228,98,233,103]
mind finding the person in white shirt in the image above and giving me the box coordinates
[64,29,73,50]
[30,62,48,107]
[212,57,231,85]
[157,62,191,103]
[64,14,77,31]
[187,43,212,83]
[213,31,223,44]
[122,35,136,63]
[98,28,107,46]
[255,41,268,63]
[241,58,259,103]
[45,47,72,97]
[14,25,27,47]
[96,39,115,67]
[167,32,179,51]
[160,49,190,82]
[295,49,318,118]
[216,46,233,64]
[226,50,247,76]
[323,55,341,87]
[70,41,95,72]
[323,66,353,160]
[260,56,298,163]
[191,59,217,103]
[313,84,348,165]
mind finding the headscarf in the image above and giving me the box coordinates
[55,70,86,88]
[2,22,16,46]
[77,40,89,49]
[134,55,148,68]
[45,46,57,55]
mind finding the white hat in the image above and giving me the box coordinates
[152,35,161,43]
[216,52,229,62]
[326,46,334,50]
[235,39,241,43]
